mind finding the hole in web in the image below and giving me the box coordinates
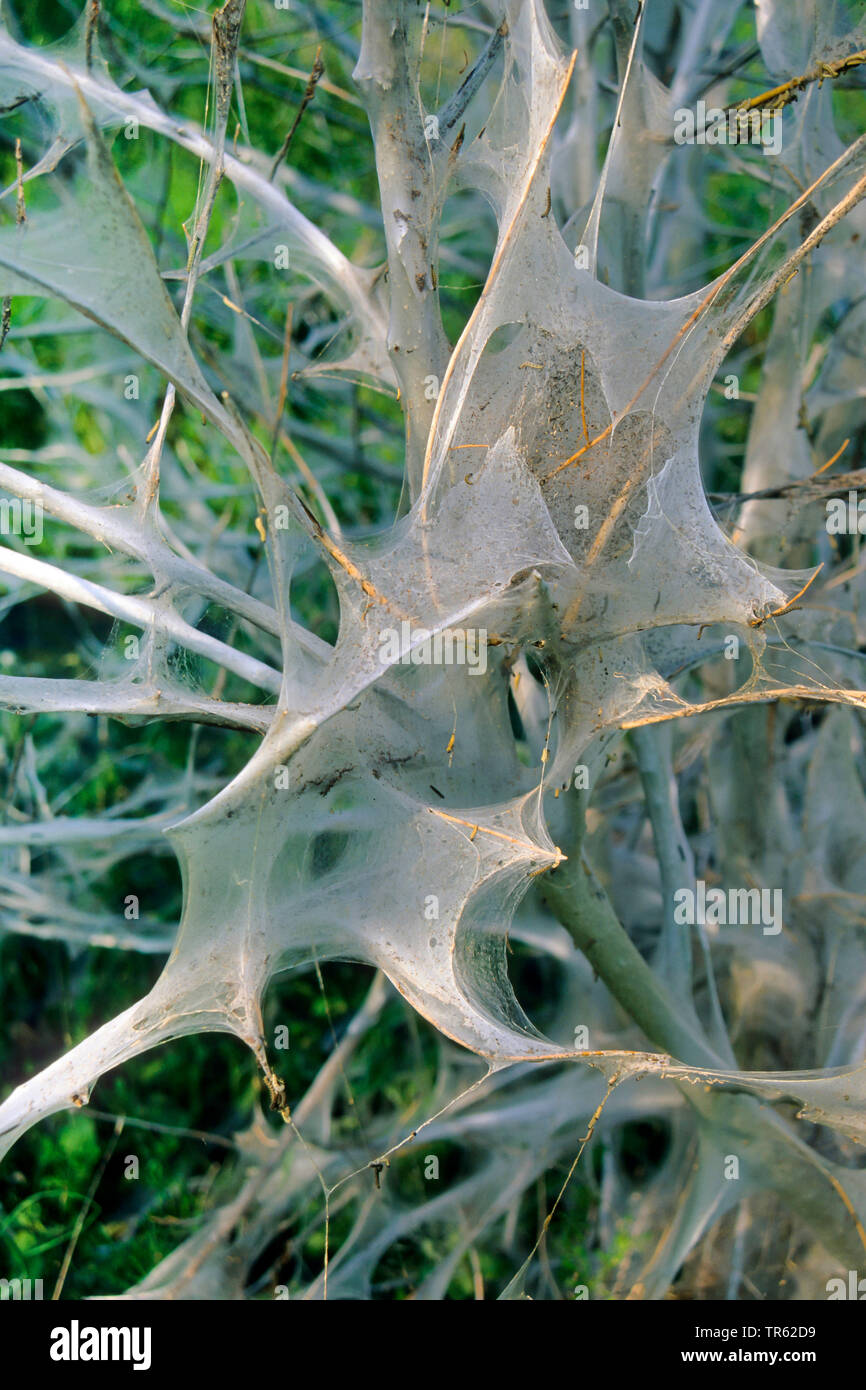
[438,188,498,343]
[615,1117,673,1184]
[289,554,340,646]
[484,321,523,355]
[506,938,569,1040]
[307,828,350,878]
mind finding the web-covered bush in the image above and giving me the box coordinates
[1,0,866,1300]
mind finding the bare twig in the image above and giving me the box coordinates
[269,49,325,181]
[732,48,866,113]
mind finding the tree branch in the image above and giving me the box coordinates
[0,546,283,695]
[0,675,272,732]
[354,0,451,498]
[0,459,282,639]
